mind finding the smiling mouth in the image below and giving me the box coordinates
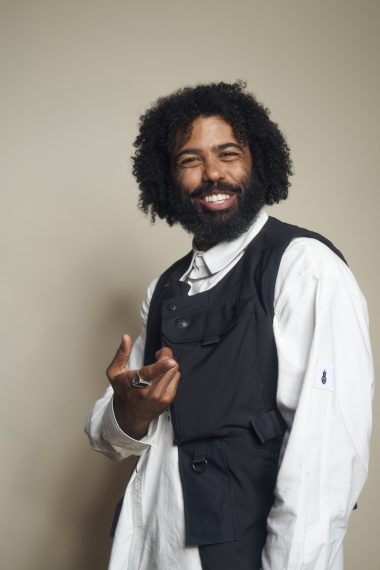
[203,192,231,203]
[196,191,237,211]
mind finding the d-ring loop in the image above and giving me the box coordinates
[192,456,208,473]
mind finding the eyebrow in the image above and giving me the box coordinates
[174,142,244,160]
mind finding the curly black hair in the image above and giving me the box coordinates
[132,81,292,225]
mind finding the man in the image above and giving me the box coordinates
[86,82,373,570]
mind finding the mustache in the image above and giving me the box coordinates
[190,181,243,199]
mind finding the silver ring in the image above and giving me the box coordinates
[130,371,152,389]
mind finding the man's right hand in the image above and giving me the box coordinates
[106,334,180,440]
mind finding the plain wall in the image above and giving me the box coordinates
[1,1,378,568]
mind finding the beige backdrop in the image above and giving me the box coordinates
[1,1,378,568]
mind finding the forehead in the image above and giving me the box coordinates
[174,115,240,151]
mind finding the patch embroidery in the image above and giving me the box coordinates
[314,362,334,392]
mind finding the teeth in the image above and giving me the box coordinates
[204,193,230,203]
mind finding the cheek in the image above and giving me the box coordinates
[176,170,201,191]
[230,162,251,181]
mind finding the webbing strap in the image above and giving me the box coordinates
[250,409,287,444]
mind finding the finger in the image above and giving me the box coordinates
[139,357,178,384]
[106,334,133,380]
[150,365,180,399]
[161,369,181,402]
[155,346,174,361]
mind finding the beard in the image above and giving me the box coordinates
[168,174,267,244]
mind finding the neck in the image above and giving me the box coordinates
[194,238,216,252]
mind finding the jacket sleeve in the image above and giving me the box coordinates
[84,278,159,462]
[261,238,374,570]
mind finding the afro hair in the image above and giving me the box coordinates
[132,81,292,224]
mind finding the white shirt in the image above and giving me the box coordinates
[85,211,374,570]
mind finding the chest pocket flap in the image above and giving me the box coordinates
[161,297,253,346]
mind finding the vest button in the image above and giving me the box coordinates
[167,303,177,311]
[175,318,191,329]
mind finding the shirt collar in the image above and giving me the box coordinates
[186,209,269,277]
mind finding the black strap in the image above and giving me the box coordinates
[250,410,287,444]
[192,440,208,473]
[143,250,193,366]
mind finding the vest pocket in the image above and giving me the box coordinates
[221,433,280,530]
[163,298,257,443]
[178,438,238,546]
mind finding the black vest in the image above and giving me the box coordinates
[144,217,345,570]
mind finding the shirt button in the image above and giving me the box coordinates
[135,477,141,490]
[167,303,176,311]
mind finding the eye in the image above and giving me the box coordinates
[220,151,241,161]
[177,156,202,168]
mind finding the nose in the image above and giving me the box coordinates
[201,156,224,183]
